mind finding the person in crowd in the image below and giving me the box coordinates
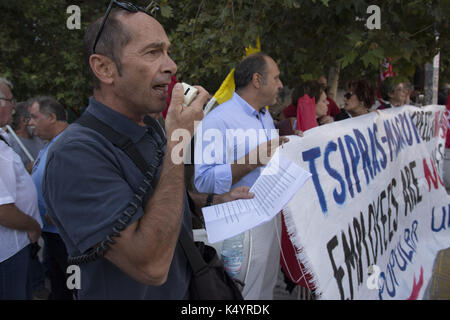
[442,82,450,192]
[11,103,49,299]
[280,86,301,120]
[8,100,48,299]
[9,101,45,173]
[28,96,73,300]
[403,81,414,106]
[318,75,341,118]
[280,79,331,294]
[42,6,253,299]
[295,80,332,131]
[377,76,407,109]
[277,85,305,135]
[335,80,376,121]
[195,52,287,299]
[0,77,43,300]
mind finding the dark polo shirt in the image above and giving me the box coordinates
[42,97,191,299]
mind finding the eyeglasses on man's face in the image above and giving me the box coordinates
[0,97,16,107]
[92,0,153,54]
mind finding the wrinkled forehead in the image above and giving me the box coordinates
[120,12,170,49]
[265,56,279,75]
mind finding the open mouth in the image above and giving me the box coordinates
[152,84,168,97]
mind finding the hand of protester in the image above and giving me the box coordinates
[165,83,209,139]
[215,186,254,205]
[27,219,41,243]
[25,161,34,174]
[294,130,304,137]
[45,213,54,226]
[318,115,334,125]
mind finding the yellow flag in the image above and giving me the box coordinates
[213,36,261,105]
[213,68,236,104]
[244,36,261,57]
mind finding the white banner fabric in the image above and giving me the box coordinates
[280,105,450,300]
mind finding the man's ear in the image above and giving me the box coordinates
[21,116,29,127]
[89,54,117,86]
[251,73,263,89]
[47,112,57,124]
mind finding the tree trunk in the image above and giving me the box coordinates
[328,62,340,101]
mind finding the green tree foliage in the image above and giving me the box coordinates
[0,0,106,118]
[159,0,449,90]
[0,0,448,115]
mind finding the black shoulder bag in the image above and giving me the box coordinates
[75,112,243,300]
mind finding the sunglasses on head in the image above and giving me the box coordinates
[93,1,154,54]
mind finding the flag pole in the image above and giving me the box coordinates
[5,124,34,162]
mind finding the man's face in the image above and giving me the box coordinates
[113,13,177,116]
[260,57,283,106]
[28,102,53,140]
[0,83,15,127]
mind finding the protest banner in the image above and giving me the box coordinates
[280,105,450,299]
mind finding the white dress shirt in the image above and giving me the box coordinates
[0,128,42,262]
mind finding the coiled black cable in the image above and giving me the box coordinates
[67,163,161,265]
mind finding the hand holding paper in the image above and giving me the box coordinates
[202,151,312,243]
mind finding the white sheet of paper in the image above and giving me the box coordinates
[202,151,312,243]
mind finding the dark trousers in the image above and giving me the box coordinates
[27,243,46,298]
[0,245,30,299]
[42,232,73,300]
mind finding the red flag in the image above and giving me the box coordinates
[295,94,318,132]
[280,94,319,290]
[378,57,395,102]
[162,75,178,119]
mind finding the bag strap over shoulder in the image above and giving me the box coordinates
[76,112,152,177]
[76,111,200,271]
[178,224,209,277]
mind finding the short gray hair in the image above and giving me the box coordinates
[30,96,67,122]
[0,77,13,107]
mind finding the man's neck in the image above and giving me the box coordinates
[236,89,264,112]
[49,122,68,141]
[93,90,143,124]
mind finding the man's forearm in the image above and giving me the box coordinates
[104,142,187,285]
[231,160,259,185]
[0,203,40,232]
[138,142,186,256]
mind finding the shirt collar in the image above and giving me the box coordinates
[233,93,266,118]
[85,97,147,143]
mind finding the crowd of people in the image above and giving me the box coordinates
[1,2,449,301]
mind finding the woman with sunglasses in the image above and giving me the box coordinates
[335,80,376,121]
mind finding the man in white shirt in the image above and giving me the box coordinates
[194,53,285,299]
[0,78,42,299]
